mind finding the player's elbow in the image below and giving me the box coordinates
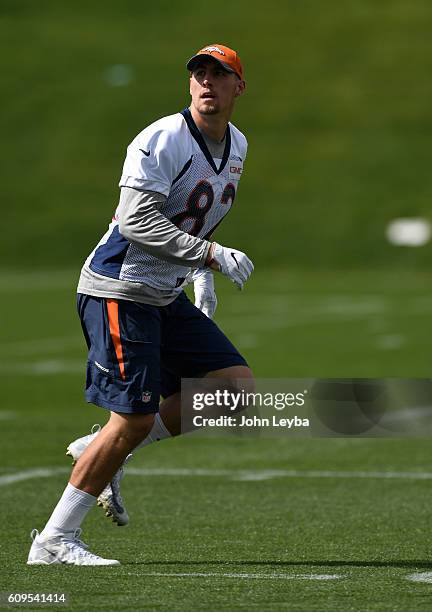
[118,218,128,239]
[118,214,135,242]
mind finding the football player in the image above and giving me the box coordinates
[28,44,254,565]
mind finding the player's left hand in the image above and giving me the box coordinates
[193,268,217,319]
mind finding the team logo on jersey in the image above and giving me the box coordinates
[142,391,152,403]
[203,46,225,56]
[229,163,243,180]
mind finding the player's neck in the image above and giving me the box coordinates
[189,106,229,142]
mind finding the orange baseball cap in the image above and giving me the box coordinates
[186,44,244,80]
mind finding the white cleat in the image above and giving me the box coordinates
[27,529,120,566]
[66,425,130,527]
[66,423,101,461]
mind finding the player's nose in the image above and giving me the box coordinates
[202,72,213,86]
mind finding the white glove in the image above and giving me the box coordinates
[207,242,254,290]
[193,268,217,319]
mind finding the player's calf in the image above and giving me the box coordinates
[66,425,130,527]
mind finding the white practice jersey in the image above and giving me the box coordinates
[79,108,247,305]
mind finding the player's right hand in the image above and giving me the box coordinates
[192,268,218,319]
[206,242,254,290]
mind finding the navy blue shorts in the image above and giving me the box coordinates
[77,292,248,414]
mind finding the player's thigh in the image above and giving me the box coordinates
[77,294,162,415]
[160,292,248,398]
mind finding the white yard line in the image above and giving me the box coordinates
[0,468,69,486]
[3,466,432,487]
[125,468,432,482]
[127,571,342,580]
[406,572,432,583]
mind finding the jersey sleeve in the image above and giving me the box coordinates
[119,120,187,196]
[238,132,248,161]
[117,187,211,268]
[231,124,248,161]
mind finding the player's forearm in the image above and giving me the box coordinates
[118,187,210,268]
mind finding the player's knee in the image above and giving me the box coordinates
[226,366,255,394]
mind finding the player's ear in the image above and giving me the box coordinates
[235,79,246,97]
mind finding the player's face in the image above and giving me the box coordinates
[189,61,245,119]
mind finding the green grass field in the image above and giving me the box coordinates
[2,0,432,608]
[1,269,432,610]
[2,0,432,270]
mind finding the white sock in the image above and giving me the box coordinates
[40,483,96,538]
[135,412,172,450]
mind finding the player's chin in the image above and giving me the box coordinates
[199,102,219,115]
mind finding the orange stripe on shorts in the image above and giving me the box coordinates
[106,299,126,381]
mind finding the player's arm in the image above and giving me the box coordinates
[118,186,210,268]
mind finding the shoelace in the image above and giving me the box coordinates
[62,528,102,561]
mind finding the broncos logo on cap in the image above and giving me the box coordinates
[202,46,226,56]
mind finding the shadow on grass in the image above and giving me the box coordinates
[125,560,432,569]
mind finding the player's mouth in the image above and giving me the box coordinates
[201,92,216,100]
